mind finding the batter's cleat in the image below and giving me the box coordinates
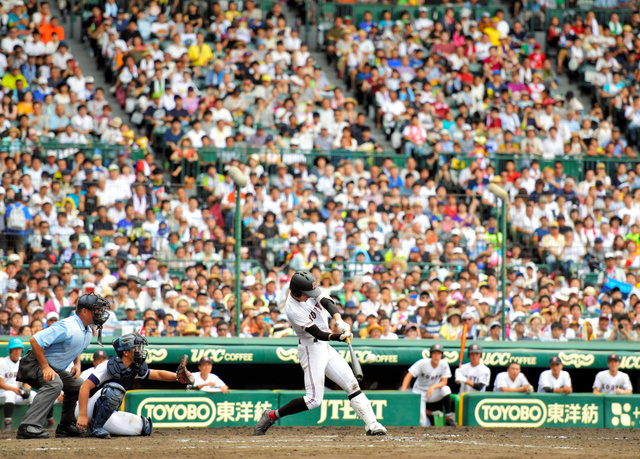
[16,425,50,439]
[56,423,91,438]
[46,417,55,429]
[254,410,275,436]
[366,422,387,436]
[92,427,111,439]
[4,420,12,431]
[445,416,457,427]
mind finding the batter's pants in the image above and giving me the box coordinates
[298,341,360,410]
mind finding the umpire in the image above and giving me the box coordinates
[16,293,110,439]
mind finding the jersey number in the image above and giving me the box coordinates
[309,311,317,320]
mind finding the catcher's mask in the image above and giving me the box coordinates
[112,332,148,365]
[76,292,111,345]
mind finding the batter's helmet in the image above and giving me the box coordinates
[290,271,321,298]
[7,337,24,351]
[430,344,444,355]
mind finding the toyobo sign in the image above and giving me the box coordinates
[461,393,604,428]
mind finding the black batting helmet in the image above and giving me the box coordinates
[290,271,321,298]
[430,344,444,355]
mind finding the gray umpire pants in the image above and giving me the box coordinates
[19,367,84,429]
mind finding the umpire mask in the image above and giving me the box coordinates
[77,293,111,346]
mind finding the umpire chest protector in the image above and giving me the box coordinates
[106,356,149,391]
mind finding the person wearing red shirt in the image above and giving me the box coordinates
[529,43,546,69]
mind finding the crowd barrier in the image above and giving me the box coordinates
[3,337,640,370]
[122,389,420,428]
[459,392,640,428]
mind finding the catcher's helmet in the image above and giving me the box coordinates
[113,332,148,364]
[290,271,321,298]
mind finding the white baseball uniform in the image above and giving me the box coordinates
[284,291,381,432]
[74,360,147,436]
[493,371,530,391]
[408,358,452,426]
[537,370,572,392]
[191,371,227,392]
[593,370,632,394]
[457,362,491,394]
[285,293,360,408]
[0,356,36,406]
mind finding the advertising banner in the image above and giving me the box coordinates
[2,337,639,370]
[124,390,279,428]
[460,393,604,428]
[277,391,420,427]
[603,396,640,429]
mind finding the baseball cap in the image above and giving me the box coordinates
[549,356,562,365]
[430,344,444,354]
[468,344,482,354]
[93,350,108,359]
[199,356,213,365]
[124,303,137,310]
[608,353,621,362]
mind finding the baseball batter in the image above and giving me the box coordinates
[400,344,457,427]
[493,362,534,392]
[254,271,386,436]
[593,353,633,395]
[75,332,194,438]
[455,344,491,395]
[0,338,36,430]
[538,356,572,393]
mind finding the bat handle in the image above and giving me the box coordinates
[345,337,351,344]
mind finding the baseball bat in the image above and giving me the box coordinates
[346,337,364,381]
[459,323,469,368]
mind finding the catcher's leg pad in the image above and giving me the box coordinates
[92,382,126,429]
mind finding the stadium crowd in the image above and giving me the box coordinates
[0,0,638,345]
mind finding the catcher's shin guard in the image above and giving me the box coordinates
[91,382,126,438]
[141,416,153,436]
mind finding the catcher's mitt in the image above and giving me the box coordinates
[176,355,195,385]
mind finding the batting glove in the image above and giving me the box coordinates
[336,319,350,335]
[339,331,354,341]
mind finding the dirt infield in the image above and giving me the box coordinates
[1,426,639,458]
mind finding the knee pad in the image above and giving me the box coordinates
[92,382,126,429]
[141,416,153,436]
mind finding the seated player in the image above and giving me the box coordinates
[75,332,194,438]
[493,361,534,393]
[537,356,572,393]
[593,353,632,395]
[189,356,229,393]
[0,338,36,430]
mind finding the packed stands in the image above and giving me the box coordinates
[0,0,638,345]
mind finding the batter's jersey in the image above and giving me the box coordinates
[0,356,19,388]
[493,371,529,391]
[408,358,452,393]
[284,292,331,339]
[458,362,491,394]
[593,370,632,394]
[537,369,572,392]
[191,371,226,392]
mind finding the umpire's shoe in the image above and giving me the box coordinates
[254,410,275,436]
[16,425,50,439]
[56,423,90,438]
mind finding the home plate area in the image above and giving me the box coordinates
[1,427,639,458]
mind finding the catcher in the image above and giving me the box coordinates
[75,332,194,438]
